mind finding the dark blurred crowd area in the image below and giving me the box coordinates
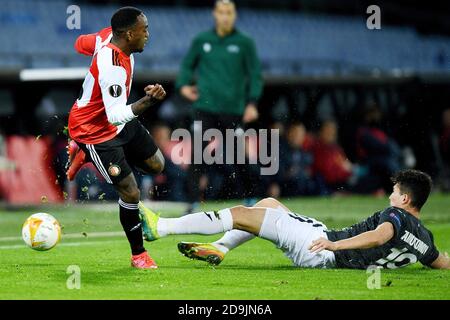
[2,82,449,203]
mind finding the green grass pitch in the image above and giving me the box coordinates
[0,195,449,300]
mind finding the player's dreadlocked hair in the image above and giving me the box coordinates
[111,7,143,36]
[391,169,433,210]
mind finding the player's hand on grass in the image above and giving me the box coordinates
[145,84,166,101]
[308,237,338,253]
[242,103,259,123]
[180,85,199,102]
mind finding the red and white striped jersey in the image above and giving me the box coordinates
[68,27,137,145]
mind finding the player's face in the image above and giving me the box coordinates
[214,3,237,33]
[389,184,407,208]
[130,14,149,53]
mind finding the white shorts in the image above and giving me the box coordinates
[259,208,336,268]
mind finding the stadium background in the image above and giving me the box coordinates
[0,0,449,205]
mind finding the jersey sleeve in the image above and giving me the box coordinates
[74,27,112,56]
[97,62,136,126]
[419,231,440,267]
[378,207,404,240]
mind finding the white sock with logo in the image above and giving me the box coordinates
[157,209,233,237]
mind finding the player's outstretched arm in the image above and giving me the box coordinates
[74,33,96,56]
[74,27,112,56]
[430,252,450,269]
[309,222,394,253]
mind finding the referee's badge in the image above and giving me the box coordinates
[203,43,211,53]
[109,85,122,98]
[227,44,240,53]
[108,164,121,177]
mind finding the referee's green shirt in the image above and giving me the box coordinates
[176,28,263,116]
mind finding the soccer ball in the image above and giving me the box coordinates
[22,213,61,251]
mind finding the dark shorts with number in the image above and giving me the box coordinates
[77,119,158,185]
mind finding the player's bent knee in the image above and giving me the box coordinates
[153,158,164,173]
[255,197,278,208]
[265,197,281,205]
[146,149,165,174]
[155,151,165,173]
[232,205,246,212]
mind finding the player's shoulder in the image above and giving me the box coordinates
[380,206,408,216]
[97,26,112,41]
[377,206,407,226]
[95,46,127,83]
[96,45,113,63]
[96,45,124,69]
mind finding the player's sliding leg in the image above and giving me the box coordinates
[142,203,323,267]
[178,207,296,263]
[139,202,296,267]
[116,173,157,269]
[140,203,282,243]
[139,205,234,241]
[178,198,291,264]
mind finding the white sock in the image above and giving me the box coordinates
[213,230,255,253]
[157,208,233,237]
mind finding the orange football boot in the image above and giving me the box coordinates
[131,251,158,269]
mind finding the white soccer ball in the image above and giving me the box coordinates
[22,213,61,251]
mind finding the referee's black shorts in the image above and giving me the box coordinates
[77,119,158,185]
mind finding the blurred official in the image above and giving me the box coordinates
[176,0,264,213]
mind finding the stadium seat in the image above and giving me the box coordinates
[0,136,63,204]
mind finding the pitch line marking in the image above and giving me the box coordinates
[0,230,124,242]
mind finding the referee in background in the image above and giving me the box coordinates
[176,0,264,213]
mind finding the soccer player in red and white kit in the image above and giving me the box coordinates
[67,7,166,269]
